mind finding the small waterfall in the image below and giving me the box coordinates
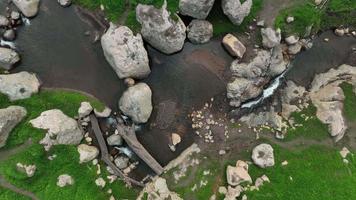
[0,40,16,49]
[115,147,134,158]
[21,15,31,26]
[241,70,287,108]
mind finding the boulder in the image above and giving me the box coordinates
[285,35,299,45]
[0,106,27,148]
[0,15,10,27]
[187,19,213,44]
[16,163,36,177]
[334,28,345,37]
[12,0,40,18]
[77,144,99,163]
[114,156,129,169]
[57,174,74,187]
[0,72,40,101]
[78,102,93,118]
[261,28,281,48]
[222,0,252,25]
[226,160,252,186]
[0,47,20,70]
[222,33,246,58]
[58,0,71,7]
[136,2,186,54]
[3,29,16,41]
[288,42,302,55]
[30,109,83,151]
[101,24,150,79]
[107,134,123,146]
[10,11,21,21]
[252,143,275,168]
[179,0,215,19]
[119,83,153,123]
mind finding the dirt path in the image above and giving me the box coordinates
[0,175,39,200]
[258,0,300,27]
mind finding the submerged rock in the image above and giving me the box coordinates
[136,2,186,54]
[30,109,83,150]
[222,0,252,25]
[12,0,40,18]
[261,28,281,48]
[0,47,20,70]
[0,72,40,101]
[187,19,213,44]
[252,143,275,168]
[222,33,246,58]
[119,83,153,123]
[101,24,150,79]
[0,106,27,148]
[179,0,215,19]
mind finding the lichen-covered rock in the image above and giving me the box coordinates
[119,83,153,123]
[187,19,213,44]
[101,24,150,79]
[0,106,27,148]
[252,143,275,168]
[0,47,20,70]
[179,0,215,19]
[222,0,252,25]
[136,2,186,54]
[12,0,40,18]
[0,72,40,101]
[261,28,281,48]
[77,144,99,163]
[222,33,246,58]
[30,109,83,150]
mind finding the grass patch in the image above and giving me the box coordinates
[340,82,356,121]
[0,188,31,200]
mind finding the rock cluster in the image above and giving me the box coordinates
[0,106,27,148]
[101,24,150,79]
[222,0,252,25]
[179,0,215,19]
[30,109,83,151]
[137,177,183,200]
[58,0,71,7]
[136,2,186,54]
[0,72,41,101]
[187,19,213,44]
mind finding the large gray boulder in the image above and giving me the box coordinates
[0,15,10,27]
[0,72,41,101]
[119,83,153,123]
[136,2,186,54]
[252,143,275,168]
[0,106,27,148]
[222,0,252,25]
[101,24,150,79]
[30,109,83,151]
[12,0,40,18]
[187,19,213,44]
[261,28,282,48]
[179,0,215,19]
[0,47,20,70]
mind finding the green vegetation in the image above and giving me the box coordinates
[275,0,356,36]
[340,82,356,121]
[0,90,138,199]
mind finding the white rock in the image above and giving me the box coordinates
[285,35,299,45]
[95,177,106,188]
[94,107,112,118]
[78,102,93,118]
[286,16,294,23]
[16,163,36,177]
[0,72,40,101]
[58,0,71,7]
[252,144,275,168]
[114,156,129,169]
[57,174,74,187]
[12,0,40,17]
[315,0,322,5]
[340,147,350,158]
[171,133,181,146]
[0,15,10,27]
[77,144,99,163]
[334,28,345,37]
[0,47,20,70]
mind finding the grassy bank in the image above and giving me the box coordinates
[0,90,138,199]
[275,0,356,36]
[340,82,356,121]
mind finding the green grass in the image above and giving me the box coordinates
[340,82,356,121]
[275,0,356,37]
[0,90,138,199]
[207,0,264,36]
[0,188,31,200]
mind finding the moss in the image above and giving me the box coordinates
[340,82,356,121]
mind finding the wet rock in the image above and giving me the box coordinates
[57,174,74,187]
[10,11,20,21]
[137,177,183,200]
[114,156,129,169]
[78,102,93,118]
[179,0,215,19]
[119,83,153,123]
[0,72,40,101]
[77,144,99,163]
[288,42,302,55]
[222,0,252,25]
[12,0,40,18]
[3,29,16,41]
[107,134,123,146]
[0,106,26,148]
[136,2,186,54]
[0,15,10,27]
[261,28,281,48]
[30,109,83,151]
[16,163,36,177]
[334,28,345,37]
[222,33,246,58]
[252,143,275,168]
[285,35,299,45]
[0,47,20,70]
[101,24,150,79]
[226,160,252,186]
[58,0,71,7]
[187,19,213,44]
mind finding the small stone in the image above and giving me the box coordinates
[57,174,74,187]
[124,78,135,87]
[95,177,106,188]
[3,29,16,41]
[340,147,350,159]
[16,163,36,177]
[256,20,264,27]
[286,16,294,23]
[77,144,99,163]
[324,38,329,42]
[281,160,288,166]
[107,134,123,146]
[10,11,20,20]
[219,149,226,155]
[58,0,72,7]
[78,102,93,118]
[334,28,345,37]
[171,133,181,146]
